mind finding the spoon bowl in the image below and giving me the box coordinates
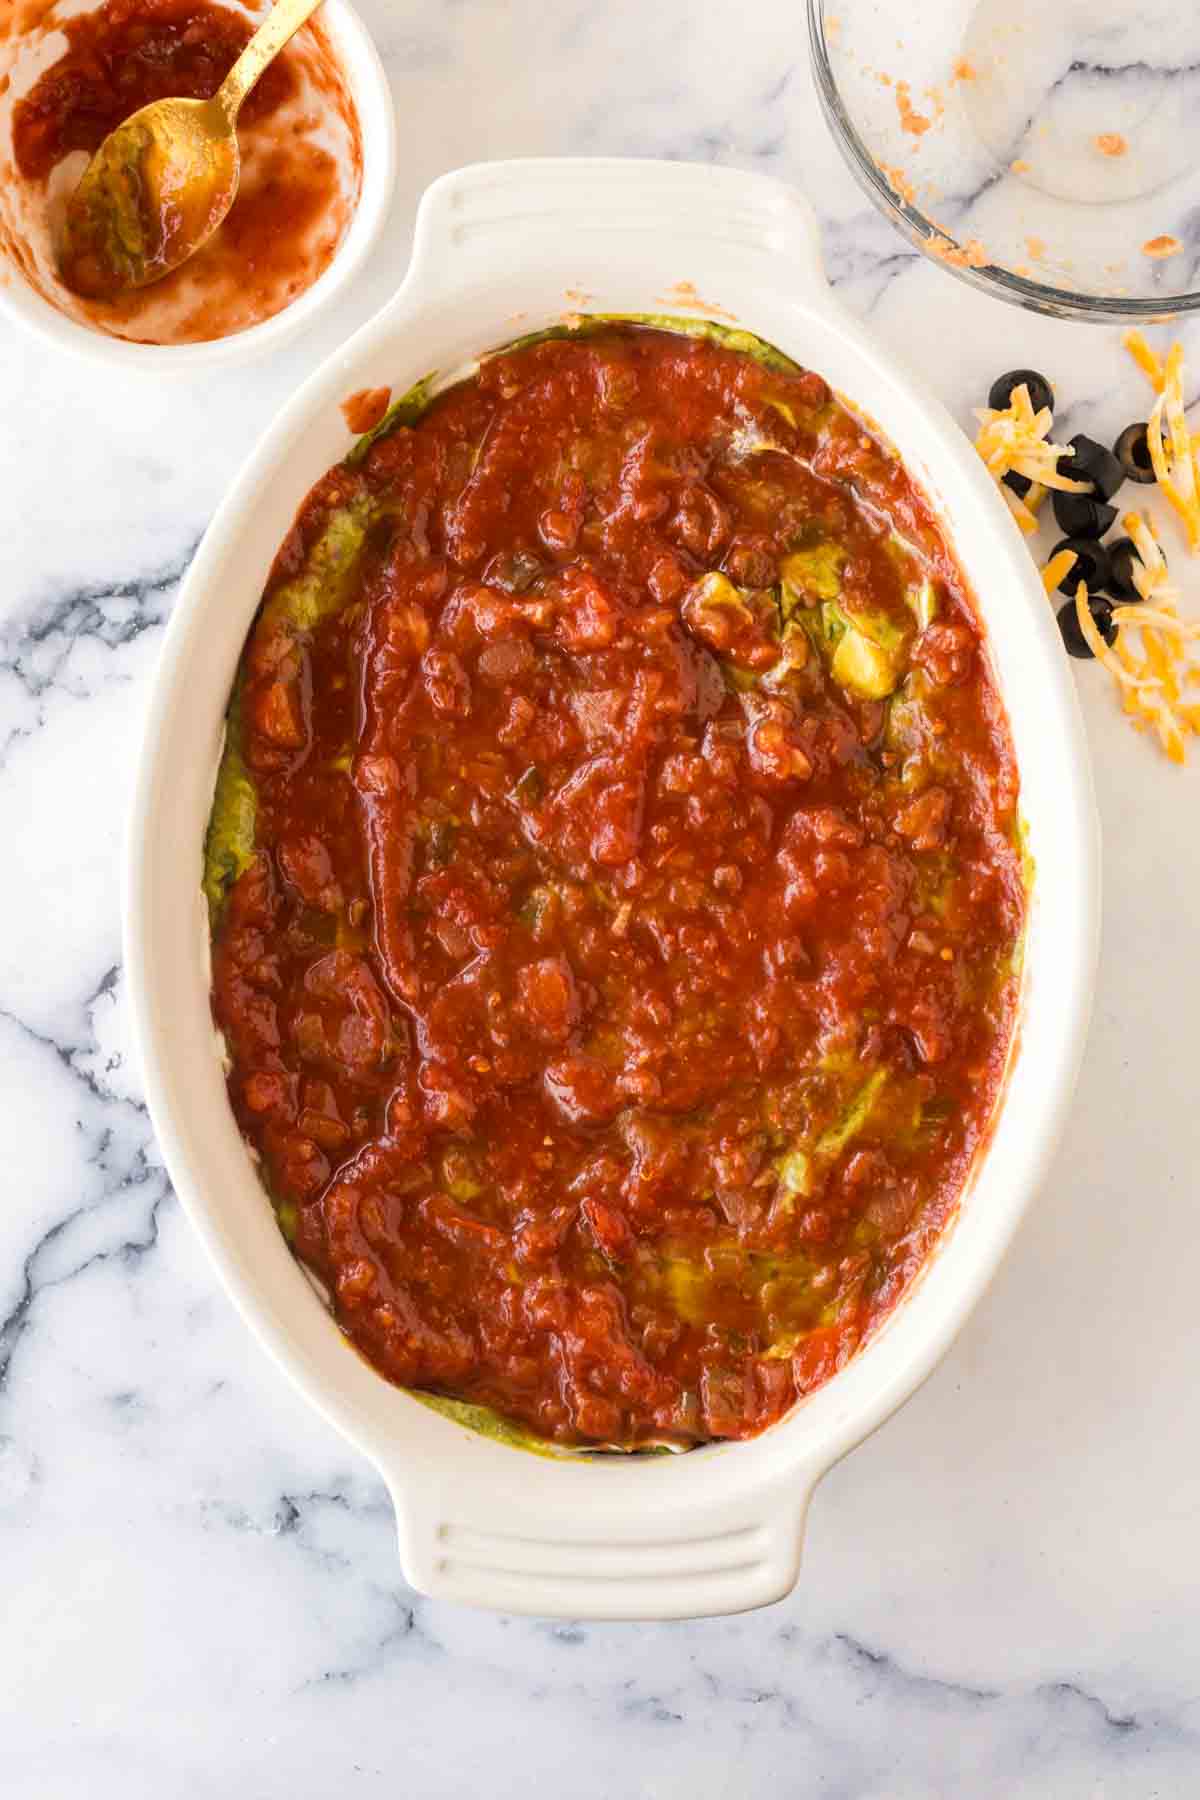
[61,96,239,297]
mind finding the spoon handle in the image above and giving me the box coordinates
[216,0,327,120]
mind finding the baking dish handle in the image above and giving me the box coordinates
[404,156,827,299]
[387,1466,817,1620]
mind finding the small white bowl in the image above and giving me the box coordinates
[0,0,395,371]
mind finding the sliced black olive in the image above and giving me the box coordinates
[1048,535,1112,595]
[1051,491,1117,539]
[1057,596,1116,659]
[989,369,1053,414]
[1105,537,1145,602]
[1113,422,1156,485]
[1002,469,1032,498]
[1059,432,1125,501]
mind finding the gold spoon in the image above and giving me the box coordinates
[59,0,326,300]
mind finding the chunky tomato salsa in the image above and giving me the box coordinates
[207,323,1025,1449]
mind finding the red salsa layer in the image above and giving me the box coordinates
[208,324,1025,1448]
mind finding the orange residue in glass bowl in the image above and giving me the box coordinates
[927,233,989,268]
[895,80,932,138]
[1094,133,1129,158]
[1143,235,1183,259]
[878,162,916,205]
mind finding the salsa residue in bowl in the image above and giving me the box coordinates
[206,322,1026,1450]
[5,0,362,344]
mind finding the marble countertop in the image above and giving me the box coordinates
[4,3,1199,1793]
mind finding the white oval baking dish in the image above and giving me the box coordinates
[125,158,1100,1620]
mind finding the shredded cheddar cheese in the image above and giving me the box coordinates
[974,380,1089,535]
[1148,344,1200,549]
[1123,329,1164,393]
[976,351,1200,764]
[1124,510,1176,602]
[1041,547,1077,593]
[1076,513,1200,765]
[1124,331,1200,550]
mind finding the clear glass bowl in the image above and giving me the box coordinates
[808,0,1200,321]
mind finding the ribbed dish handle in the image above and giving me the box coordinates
[389,1473,815,1620]
[404,157,827,299]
